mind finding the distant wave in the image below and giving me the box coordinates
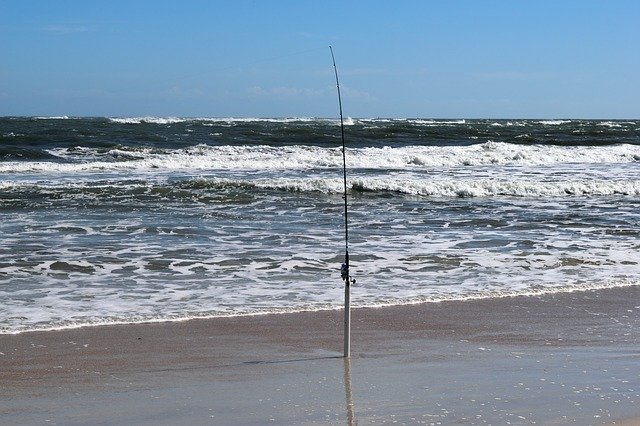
[190,176,640,197]
[109,117,187,125]
[103,117,638,127]
[107,117,456,125]
[538,120,572,125]
[19,116,637,130]
[108,116,335,125]
[4,176,639,199]
[349,177,640,197]
[6,118,636,152]
[34,115,71,120]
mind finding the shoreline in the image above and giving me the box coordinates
[2,286,640,424]
[4,279,639,336]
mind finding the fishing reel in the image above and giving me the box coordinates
[340,263,356,285]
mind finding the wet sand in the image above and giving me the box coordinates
[2,286,640,425]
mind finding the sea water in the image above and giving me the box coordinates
[1,117,639,333]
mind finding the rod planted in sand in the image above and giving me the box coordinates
[330,46,354,358]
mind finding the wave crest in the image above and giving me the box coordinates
[1,142,638,174]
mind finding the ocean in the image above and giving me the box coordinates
[1,116,639,334]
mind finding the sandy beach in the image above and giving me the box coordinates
[2,286,640,425]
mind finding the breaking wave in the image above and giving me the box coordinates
[3,175,639,199]
[1,142,638,174]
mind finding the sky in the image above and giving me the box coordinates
[1,0,639,119]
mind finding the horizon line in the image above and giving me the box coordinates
[2,115,638,121]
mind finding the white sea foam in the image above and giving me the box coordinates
[108,116,330,125]
[109,117,186,124]
[538,120,572,125]
[2,192,639,334]
[598,121,623,128]
[407,119,467,125]
[2,278,638,335]
[35,116,70,120]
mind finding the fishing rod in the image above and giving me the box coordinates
[330,46,355,358]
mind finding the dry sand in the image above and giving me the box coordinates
[2,286,640,425]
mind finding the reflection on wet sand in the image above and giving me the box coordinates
[344,357,356,425]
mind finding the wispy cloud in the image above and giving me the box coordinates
[341,86,376,101]
[166,86,205,99]
[340,68,391,76]
[247,86,326,98]
[315,67,429,78]
[42,24,94,34]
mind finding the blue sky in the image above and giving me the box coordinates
[1,1,639,118]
